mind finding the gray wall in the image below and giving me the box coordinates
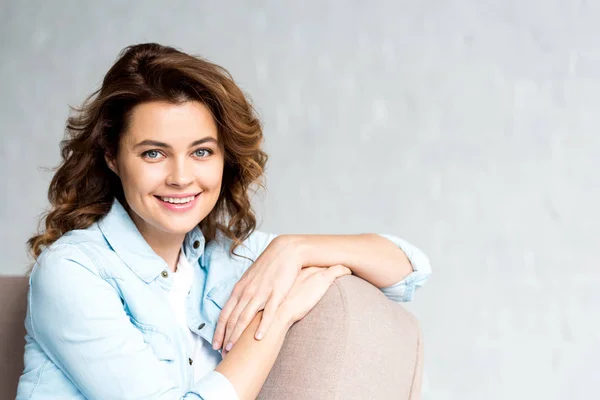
[1,1,598,399]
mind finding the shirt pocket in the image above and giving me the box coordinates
[206,278,237,310]
[129,317,177,362]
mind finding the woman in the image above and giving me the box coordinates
[17,43,431,399]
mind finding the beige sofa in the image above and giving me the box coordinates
[0,275,423,399]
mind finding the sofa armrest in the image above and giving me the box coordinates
[257,275,423,400]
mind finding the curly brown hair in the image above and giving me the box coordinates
[28,43,268,260]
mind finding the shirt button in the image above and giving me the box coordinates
[193,240,200,249]
[161,270,169,278]
[198,323,205,330]
[189,358,193,365]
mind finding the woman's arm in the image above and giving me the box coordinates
[215,310,290,400]
[215,232,432,354]
[293,233,415,288]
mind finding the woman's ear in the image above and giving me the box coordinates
[105,155,119,176]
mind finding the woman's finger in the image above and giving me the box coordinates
[213,292,241,350]
[307,265,351,296]
[223,293,254,351]
[322,264,352,282]
[213,282,245,350]
[280,265,350,324]
[298,266,325,279]
[225,297,265,350]
[254,292,283,340]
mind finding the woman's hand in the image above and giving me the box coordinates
[277,264,352,325]
[221,265,352,357]
[213,235,306,353]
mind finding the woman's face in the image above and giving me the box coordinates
[107,100,224,240]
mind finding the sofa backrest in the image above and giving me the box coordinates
[0,276,28,400]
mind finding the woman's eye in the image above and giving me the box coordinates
[142,150,163,160]
[194,149,212,158]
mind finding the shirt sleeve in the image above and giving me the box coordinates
[188,371,239,399]
[28,243,237,400]
[376,234,432,302]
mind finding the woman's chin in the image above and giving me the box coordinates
[157,221,200,236]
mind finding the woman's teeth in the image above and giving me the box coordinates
[160,195,196,204]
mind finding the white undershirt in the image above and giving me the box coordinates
[167,249,222,382]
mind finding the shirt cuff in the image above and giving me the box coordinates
[377,233,432,302]
[190,370,239,400]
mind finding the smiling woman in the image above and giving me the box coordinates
[105,101,225,267]
[17,43,431,400]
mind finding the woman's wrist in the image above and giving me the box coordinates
[272,234,310,268]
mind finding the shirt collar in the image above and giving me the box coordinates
[97,198,206,283]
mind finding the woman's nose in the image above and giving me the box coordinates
[166,160,193,187]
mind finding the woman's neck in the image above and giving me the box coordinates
[129,219,185,273]
[125,206,186,272]
[144,233,184,272]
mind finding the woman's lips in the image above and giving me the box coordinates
[155,193,201,212]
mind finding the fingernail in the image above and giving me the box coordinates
[225,342,233,351]
[255,331,263,340]
[212,341,220,350]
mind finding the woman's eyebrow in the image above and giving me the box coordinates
[133,137,218,149]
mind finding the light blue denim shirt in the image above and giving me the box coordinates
[17,199,431,399]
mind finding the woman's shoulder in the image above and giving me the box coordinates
[33,223,114,278]
[206,229,278,262]
[29,226,128,311]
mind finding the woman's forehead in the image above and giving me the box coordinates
[123,101,218,145]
